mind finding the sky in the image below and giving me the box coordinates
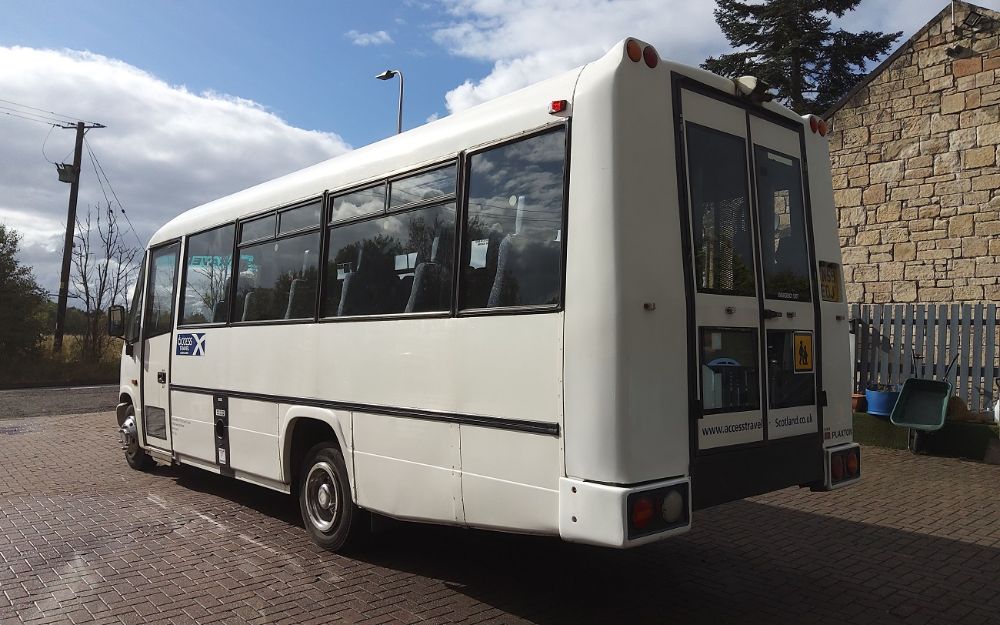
[1,0,994,298]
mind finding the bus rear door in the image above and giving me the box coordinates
[677,84,823,508]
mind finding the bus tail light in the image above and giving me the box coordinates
[630,496,654,530]
[626,39,642,62]
[830,454,844,481]
[549,99,568,114]
[661,489,684,524]
[829,446,860,485]
[844,449,860,477]
[643,45,659,68]
[627,484,689,539]
[808,115,829,137]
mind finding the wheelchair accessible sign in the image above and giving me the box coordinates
[176,333,206,356]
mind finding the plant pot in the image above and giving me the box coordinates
[866,388,900,418]
[851,393,867,413]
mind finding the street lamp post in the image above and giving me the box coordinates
[375,69,404,134]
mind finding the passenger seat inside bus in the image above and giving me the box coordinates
[212,278,231,322]
[338,247,401,316]
[406,232,453,313]
[463,228,504,307]
[284,278,315,319]
[284,250,316,319]
[488,231,561,307]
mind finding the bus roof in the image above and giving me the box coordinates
[148,39,806,247]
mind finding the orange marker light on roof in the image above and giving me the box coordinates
[817,118,829,136]
[809,116,819,133]
[643,45,659,68]
[626,39,642,62]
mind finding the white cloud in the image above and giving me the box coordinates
[433,0,1000,114]
[0,46,350,296]
[836,0,1000,38]
[434,0,723,113]
[346,30,395,46]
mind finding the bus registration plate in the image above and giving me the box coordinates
[818,261,841,302]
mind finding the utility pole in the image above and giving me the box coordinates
[53,120,104,353]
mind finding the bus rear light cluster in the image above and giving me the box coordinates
[625,39,659,68]
[808,115,829,137]
[627,484,689,538]
[830,447,860,484]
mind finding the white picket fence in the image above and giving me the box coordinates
[851,303,999,414]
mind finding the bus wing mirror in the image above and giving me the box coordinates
[107,305,126,339]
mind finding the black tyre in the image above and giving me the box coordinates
[121,405,155,471]
[298,442,369,551]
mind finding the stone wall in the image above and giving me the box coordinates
[828,4,1000,304]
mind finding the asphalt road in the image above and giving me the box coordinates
[0,384,118,419]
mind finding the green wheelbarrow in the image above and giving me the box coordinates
[889,378,951,432]
[890,353,958,450]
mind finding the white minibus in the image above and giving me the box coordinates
[108,38,860,551]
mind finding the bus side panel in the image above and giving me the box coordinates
[460,426,559,533]
[563,50,690,485]
[170,390,218,464]
[353,413,463,524]
[169,319,563,426]
[805,136,853,446]
[227,398,281,482]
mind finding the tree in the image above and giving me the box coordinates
[0,224,49,359]
[703,0,901,114]
[70,203,139,362]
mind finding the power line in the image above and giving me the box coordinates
[0,108,60,126]
[0,104,69,126]
[84,136,144,249]
[41,124,58,164]
[0,97,93,125]
[85,138,114,210]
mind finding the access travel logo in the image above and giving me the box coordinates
[176,333,206,356]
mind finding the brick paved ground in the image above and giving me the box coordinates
[1,411,998,625]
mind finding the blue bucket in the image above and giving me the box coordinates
[866,389,900,417]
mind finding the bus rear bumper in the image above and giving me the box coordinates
[558,476,691,548]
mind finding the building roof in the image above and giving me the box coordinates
[823,1,998,119]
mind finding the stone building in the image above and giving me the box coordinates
[826,0,1000,304]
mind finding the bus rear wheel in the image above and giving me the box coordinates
[298,442,368,551]
[120,404,155,471]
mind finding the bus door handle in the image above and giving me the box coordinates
[157,371,166,384]
[763,309,783,320]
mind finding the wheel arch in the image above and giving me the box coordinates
[280,407,353,495]
[116,386,137,427]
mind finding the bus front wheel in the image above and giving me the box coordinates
[120,404,155,471]
[298,442,368,551]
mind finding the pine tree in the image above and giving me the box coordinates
[703,0,901,114]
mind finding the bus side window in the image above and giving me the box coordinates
[145,245,180,338]
[460,127,566,310]
[180,224,235,325]
[323,202,457,317]
[236,232,321,322]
